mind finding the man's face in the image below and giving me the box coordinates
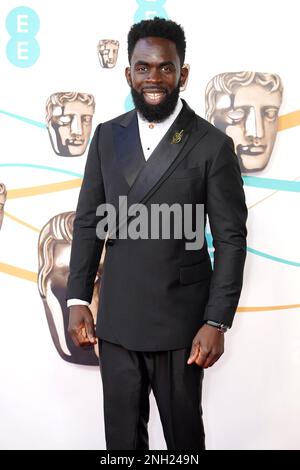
[125,37,188,122]
[213,84,281,172]
[98,40,119,68]
[48,100,94,156]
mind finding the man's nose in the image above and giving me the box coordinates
[146,67,163,83]
[70,115,83,136]
[245,107,264,139]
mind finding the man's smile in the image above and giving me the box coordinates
[143,89,166,105]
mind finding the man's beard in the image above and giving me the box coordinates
[131,83,181,122]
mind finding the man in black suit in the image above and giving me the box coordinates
[66,17,247,450]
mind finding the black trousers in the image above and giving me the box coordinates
[98,339,205,450]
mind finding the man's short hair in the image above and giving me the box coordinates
[127,17,186,66]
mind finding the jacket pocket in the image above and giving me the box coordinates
[179,259,212,285]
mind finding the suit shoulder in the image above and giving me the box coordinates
[195,114,229,142]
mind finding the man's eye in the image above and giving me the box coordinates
[137,66,147,72]
[162,66,171,72]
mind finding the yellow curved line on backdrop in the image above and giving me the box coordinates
[238,304,300,312]
[4,211,40,232]
[7,178,82,199]
[0,262,299,312]
[278,111,300,131]
[0,262,37,282]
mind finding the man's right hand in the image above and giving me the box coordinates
[68,305,97,347]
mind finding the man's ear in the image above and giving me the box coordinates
[180,64,190,91]
[125,67,132,87]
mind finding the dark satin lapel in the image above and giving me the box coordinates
[112,111,146,188]
[110,101,209,238]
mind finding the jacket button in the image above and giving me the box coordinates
[106,238,115,246]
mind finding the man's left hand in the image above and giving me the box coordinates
[187,324,225,368]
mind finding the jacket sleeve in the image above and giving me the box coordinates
[66,123,106,303]
[203,136,248,327]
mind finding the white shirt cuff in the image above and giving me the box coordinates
[67,299,90,307]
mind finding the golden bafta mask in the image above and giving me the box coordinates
[46,92,95,157]
[0,183,7,231]
[38,211,105,365]
[97,39,119,68]
[205,72,283,173]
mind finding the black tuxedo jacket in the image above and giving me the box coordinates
[66,100,247,351]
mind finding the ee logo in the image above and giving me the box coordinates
[134,0,167,22]
[6,6,40,67]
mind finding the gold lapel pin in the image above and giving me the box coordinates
[171,129,184,144]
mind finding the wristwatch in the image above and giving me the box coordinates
[205,320,230,333]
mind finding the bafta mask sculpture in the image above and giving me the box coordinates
[0,183,7,231]
[205,72,283,173]
[97,39,119,68]
[38,211,105,365]
[46,92,95,157]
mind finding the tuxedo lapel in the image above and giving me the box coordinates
[112,111,146,188]
[109,100,209,239]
